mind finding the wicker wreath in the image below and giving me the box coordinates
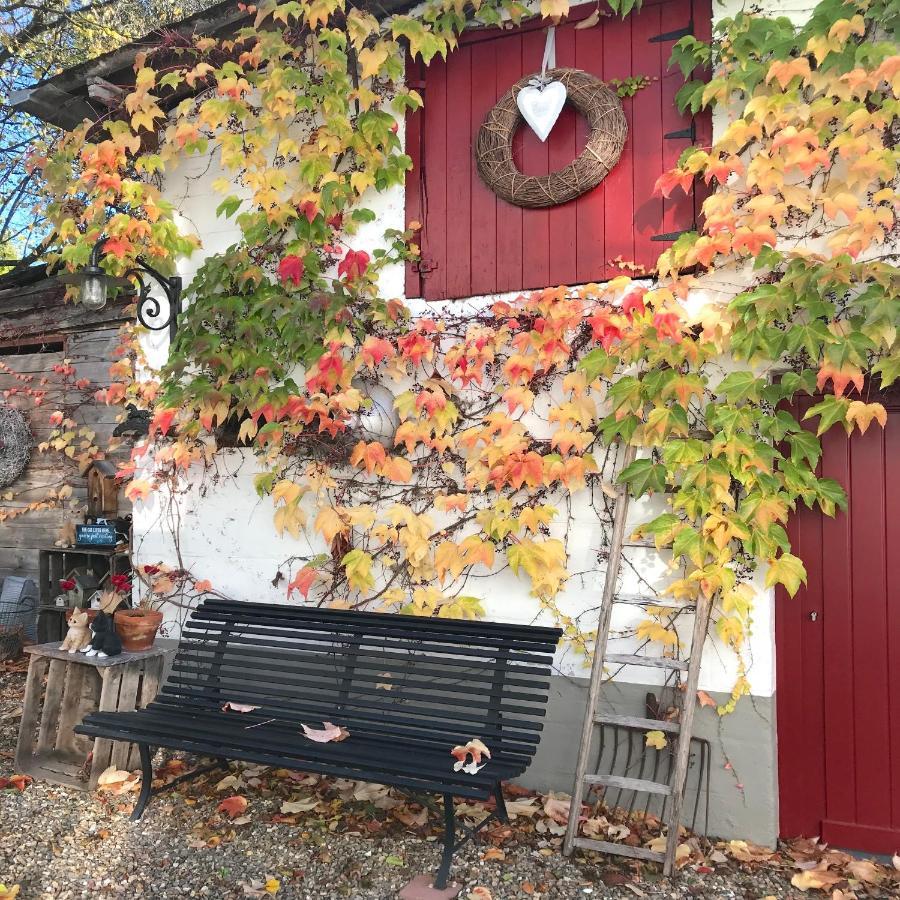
[475,68,627,209]
[0,405,31,488]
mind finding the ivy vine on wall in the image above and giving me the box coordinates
[30,0,899,712]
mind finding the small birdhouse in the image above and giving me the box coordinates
[86,459,119,518]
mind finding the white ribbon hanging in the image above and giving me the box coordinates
[516,26,567,142]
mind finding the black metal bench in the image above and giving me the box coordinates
[76,599,561,887]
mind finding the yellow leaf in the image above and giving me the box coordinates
[645,730,668,750]
[358,42,391,80]
[540,0,569,17]
[265,877,280,894]
[315,506,347,544]
[846,401,887,435]
[434,541,464,583]
[790,868,843,891]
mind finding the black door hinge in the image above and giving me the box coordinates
[664,121,696,141]
[651,230,692,242]
[649,20,694,42]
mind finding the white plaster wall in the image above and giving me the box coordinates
[135,0,848,698]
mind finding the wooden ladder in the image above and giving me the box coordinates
[562,444,713,876]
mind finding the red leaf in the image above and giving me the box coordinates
[217,795,248,818]
[337,249,369,283]
[287,566,319,599]
[278,254,305,286]
[102,236,132,260]
[297,199,318,223]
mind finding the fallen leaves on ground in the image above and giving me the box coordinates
[300,721,349,743]
[239,877,279,896]
[217,795,249,818]
[96,767,140,794]
[0,885,20,899]
[98,752,891,897]
[0,774,31,792]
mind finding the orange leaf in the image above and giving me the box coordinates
[217,795,248,818]
[287,566,319,599]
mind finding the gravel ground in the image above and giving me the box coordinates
[0,666,893,900]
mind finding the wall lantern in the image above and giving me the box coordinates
[62,237,183,342]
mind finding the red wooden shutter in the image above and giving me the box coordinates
[405,0,710,300]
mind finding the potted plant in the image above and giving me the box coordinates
[111,573,163,651]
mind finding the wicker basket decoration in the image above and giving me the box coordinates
[475,68,628,209]
[0,405,31,488]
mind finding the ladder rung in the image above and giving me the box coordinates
[594,714,681,733]
[605,653,688,671]
[572,837,665,862]
[583,773,672,796]
[614,593,690,608]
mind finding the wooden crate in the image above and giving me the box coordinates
[14,642,170,790]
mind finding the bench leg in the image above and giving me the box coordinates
[493,782,509,823]
[130,743,154,821]
[434,792,456,890]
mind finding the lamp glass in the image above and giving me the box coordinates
[80,272,108,311]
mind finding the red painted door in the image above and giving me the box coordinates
[405,0,711,300]
[776,390,900,853]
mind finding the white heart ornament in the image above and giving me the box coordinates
[516,80,567,143]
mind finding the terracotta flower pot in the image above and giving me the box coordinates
[114,609,163,652]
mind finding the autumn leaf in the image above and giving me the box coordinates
[277,254,304,286]
[765,552,807,597]
[645,730,668,750]
[540,0,569,18]
[221,701,261,713]
[301,721,349,743]
[217,795,249,818]
[287,566,319,599]
[697,690,717,708]
[845,400,887,435]
[790,867,842,891]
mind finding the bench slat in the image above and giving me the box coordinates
[172,650,548,698]
[178,626,550,678]
[157,680,546,745]
[169,659,550,715]
[149,694,541,759]
[182,622,555,667]
[197,599,561,644]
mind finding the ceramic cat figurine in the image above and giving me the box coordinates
[82,610,122,659]
[60,608,91,653]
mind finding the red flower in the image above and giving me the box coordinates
[337,249,370,283]
[278,254,305,286]
[59,578,76,592]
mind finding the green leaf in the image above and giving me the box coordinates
[786,430,821,468]
[618,458,668,497]
[579,347,612,382]
[216,196,242,219]
[803,395,851,435]
[718,371,762,404]
[814,477,848,517]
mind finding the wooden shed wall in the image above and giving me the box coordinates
[0,275,132,582]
